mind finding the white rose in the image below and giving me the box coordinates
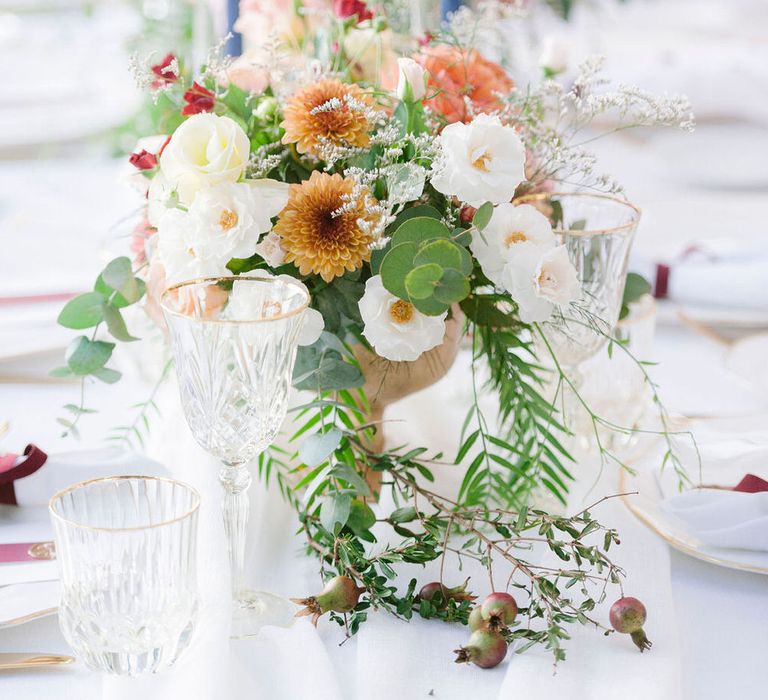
[225,271,323,346]
[254,231,287,268]
[358,275,446,362]
[431,114,526,207]
[539,36,568,75]
[502,244,580,323]
[396,57,427,101]
[470,203,556,285]
[160,114,250,205]
[187,179,289,261]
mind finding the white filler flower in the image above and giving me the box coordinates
[431,114,526,207]
[358,276,446,362]
[502,244,580,323]
[470,203,556,285]
[160,113,250,206]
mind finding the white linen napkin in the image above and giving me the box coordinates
[14,447,168,506]
[659,425,768,552]
[661,489,768,552]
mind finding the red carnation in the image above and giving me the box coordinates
[332,0,373,21]
[181,82,215,116]
[151,53,178,89]
[129,149,158,170]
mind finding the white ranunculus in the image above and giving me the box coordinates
[123,134,168,195]
[396,57,427,101]
[431,114,526,207]
[160,114,250,205]
[502,244,580,323]
[471,203,556,285]
[358,275,446,362]
[224,271,323,346]
[156,209,230,285]
[254,231,287,268]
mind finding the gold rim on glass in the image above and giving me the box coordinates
[513,192,642,237]
[160,275,310,325]
[49,475,201,533]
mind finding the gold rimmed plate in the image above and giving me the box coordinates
[619,414,768,576]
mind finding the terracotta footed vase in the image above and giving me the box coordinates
[352,308,465,495]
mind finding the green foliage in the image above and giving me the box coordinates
[619,272,652,320]
[472,201,493,230]
[380,217,473,316]
[293,333,365,392]
[54,256,147,437]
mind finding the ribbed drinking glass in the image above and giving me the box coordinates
[49,476,200,676]
[161,275,309,638]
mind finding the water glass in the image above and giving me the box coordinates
[49,476,200,676]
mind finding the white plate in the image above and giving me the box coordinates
[0,581,58,629]
[620,415,768,575]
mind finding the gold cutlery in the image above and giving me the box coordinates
[0,653,74,670]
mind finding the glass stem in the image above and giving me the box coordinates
[219,462,252,598]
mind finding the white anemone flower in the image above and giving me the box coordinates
[358,276,446,362]
[431,114,526,207]
[470,203,557,286]
[502,244,580,323]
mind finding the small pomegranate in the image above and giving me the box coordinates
[454,629,508,669]
[609,596,652,652]
[418,579,477,608]
[468,605,486,632]
[291,575,365,626]
[480,592,518,631]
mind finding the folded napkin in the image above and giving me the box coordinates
[0,446,168,507]
[636,238,768,311]
[658,422,768,551]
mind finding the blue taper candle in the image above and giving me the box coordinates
[441,0,462,22]
[226,0,242,56]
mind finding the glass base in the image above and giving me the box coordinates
[230,590,296,639]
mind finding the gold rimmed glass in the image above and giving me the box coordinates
[49,476,200,676]
[515,193,641,428]
[161,276,309,638]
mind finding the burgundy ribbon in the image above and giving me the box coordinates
[654,263,670,299]
[0,444,48,505]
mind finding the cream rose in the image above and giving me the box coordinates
[160,114,250,206]
[431,114,526,207]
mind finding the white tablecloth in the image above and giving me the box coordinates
[1,316,768,699]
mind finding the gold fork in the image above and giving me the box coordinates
[0,653,74,670]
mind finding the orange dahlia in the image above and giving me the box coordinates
[280,78,376,157]
[274,171,377,283]
[416,46,513,124]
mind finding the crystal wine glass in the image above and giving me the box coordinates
[161,276,309,638]
[515,193,641,427]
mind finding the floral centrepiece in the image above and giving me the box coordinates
[57,5,695,666]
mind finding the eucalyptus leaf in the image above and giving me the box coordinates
[413,239,463,272]
[57,292,105,330]
[433,269,471,305]
[102,305,139,342]
[320,492,352,534]
[65,337,115,376]
[92,367,122,384]
[102,257,140,302]
[330,462,371,496]
[300,427,343,467]
[379,241,418,300]
[390,217,451,247]
[473,202,493,230]
[404,263,443,300]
